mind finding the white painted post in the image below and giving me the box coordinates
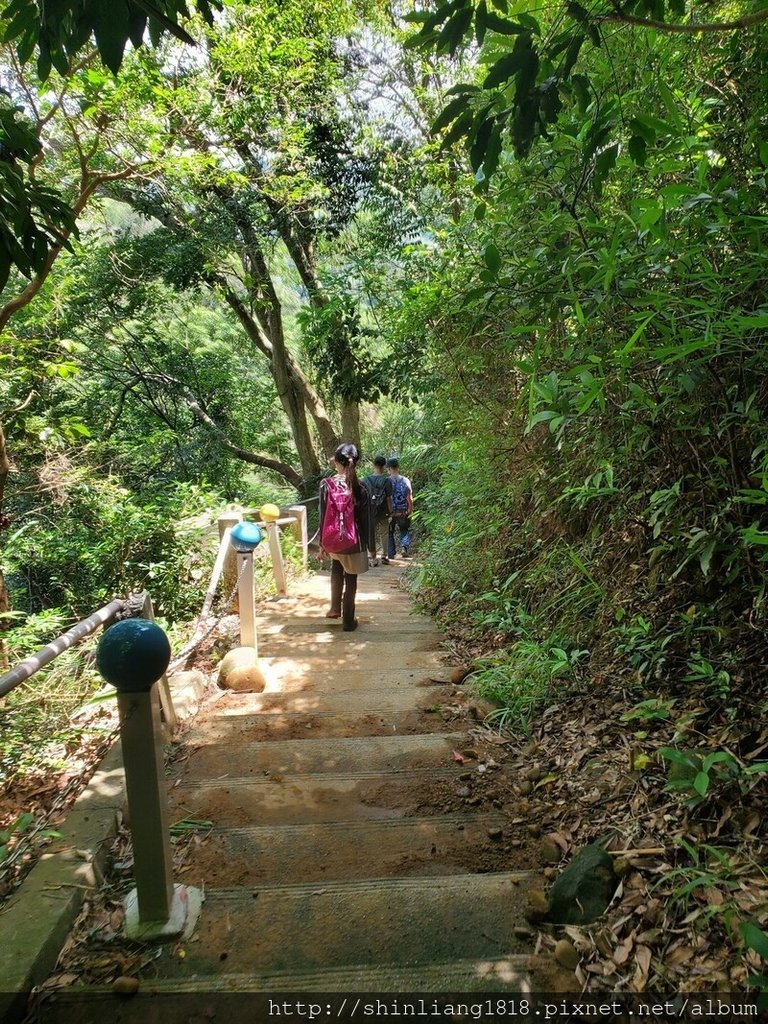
[287,504,308,570]
[265,520,287,597]
[237,550,257,651]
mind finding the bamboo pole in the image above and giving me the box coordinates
[198,527,232,624]
[0,599,124,698]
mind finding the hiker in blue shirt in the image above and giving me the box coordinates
[386,457,413,560]
[363,454,393,566]
[319,442,374,632]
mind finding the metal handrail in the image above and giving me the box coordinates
[0,598,126,699]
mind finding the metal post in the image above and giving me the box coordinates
[287,504,308,570]
[265,520,287,597]
[218,510,243,612]
[237,550,257,651]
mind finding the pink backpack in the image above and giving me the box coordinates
[321,477,359,554]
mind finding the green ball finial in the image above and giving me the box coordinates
[97,619,171,693]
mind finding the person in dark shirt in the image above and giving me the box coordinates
[363,454,393,566]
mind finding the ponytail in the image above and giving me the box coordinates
[334,442,362,502]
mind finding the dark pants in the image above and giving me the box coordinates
[388,514,411,558]
[330,559,358,626]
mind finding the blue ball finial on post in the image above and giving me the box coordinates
[230,520,263,552]
[96,619,171,693]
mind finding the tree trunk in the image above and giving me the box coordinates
[0,419,10,670]
[274,214,363,453]
[217,279,337,473]
[341,401,361,449]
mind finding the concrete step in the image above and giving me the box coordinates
[185,686,462,742]
[174,813,515,886]
[156,873,531,975]
[51,957,530,1010]
[252,663,457,693]
[253,638,444,663]
[257,616,438,636]
[205,685,456,717]
[187,707,455,742]
[172,767,458,825]
[174,731,466,780]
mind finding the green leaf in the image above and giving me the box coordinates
[698,538,716,577]
[442,109,474,148]
[482,122,504,178]
[658,80,682,130]
[444,84,482,98]
[566,0,590,22]
[634,113,671,138]
[432,95,471,134]
[628,135,647,166]
[438,6,473,56]
[484,11,526,34]
[740,921,768,961]
[512,92,539,156]
[561,33,584,79]
[693,771,710,797]
[516,12,541,35]
[566,0,600,44]
[593,142,618,190]
[128,9,148,48]
[526,409,558,431]
[470,115,494,172]
[85,0,130,74]
[736,314,768,328]
[484,49,526,89]
[475,0,488,45]
[484,243,501,273]
[571,73,590,112]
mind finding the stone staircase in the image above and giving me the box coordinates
[39,568,536,1018]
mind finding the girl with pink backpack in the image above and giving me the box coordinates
[319,442,374,631]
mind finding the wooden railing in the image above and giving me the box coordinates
[0,499,312,946]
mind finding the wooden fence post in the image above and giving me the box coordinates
[265,521,287,598]
[286,504,308,570]
[237,550,257,650]
[97,620,201,940]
